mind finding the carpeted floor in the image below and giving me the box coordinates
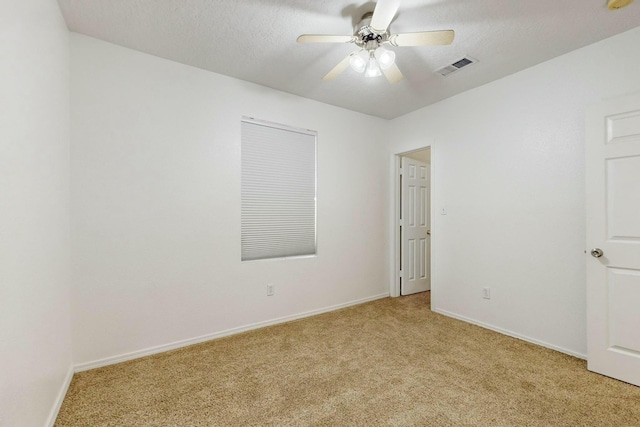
[56,292,640,426]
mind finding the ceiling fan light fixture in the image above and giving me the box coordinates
[374,47,395,69]
[349,50,369,73]
[298,0,454,82]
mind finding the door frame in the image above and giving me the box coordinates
[391,145,433,298]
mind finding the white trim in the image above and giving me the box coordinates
[391,154,401,297]
[46,366,74,427]
[433,307,587,360]
[74,293,389,372]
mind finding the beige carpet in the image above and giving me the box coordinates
[56,292,640,426]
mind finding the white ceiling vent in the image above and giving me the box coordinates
[435,57,478,77]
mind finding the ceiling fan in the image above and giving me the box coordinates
[296,0,455,83]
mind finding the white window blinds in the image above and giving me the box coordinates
[241,118,317,261]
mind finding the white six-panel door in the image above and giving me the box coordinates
[586,91,640,387]
[401,157,430,296]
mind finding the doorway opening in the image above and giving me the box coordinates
[393,147,431,298]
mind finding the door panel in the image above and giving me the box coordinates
[420,186,427,226]
[408,185,416,226]
[401,156,430,295]
[419,238,427,279]
[608,269,640,353]
[607,156,640,239]
[408,239,415,280]
[586,92,640,386]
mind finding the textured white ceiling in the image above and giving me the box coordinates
[57,0,640,119]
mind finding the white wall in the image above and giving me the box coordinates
[389,26,640,357]
[70,34,389,367]
[0,1,72,426]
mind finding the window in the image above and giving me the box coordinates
[241,117,317,261]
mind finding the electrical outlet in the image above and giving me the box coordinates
[267,284,274,296]
[482,287,491,299]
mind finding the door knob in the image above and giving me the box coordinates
[427,230,431,235]
[590,248,604,258]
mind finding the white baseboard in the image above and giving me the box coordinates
[74,293,390,372]
[432,307,587,360]
[46,365,74,427]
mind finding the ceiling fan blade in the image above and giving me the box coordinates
[370,0,401,32]
[389,30,455,46]
[322,54,353,81]
[297,35,356,44]
[382,63,404,84]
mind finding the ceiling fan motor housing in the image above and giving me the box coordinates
[354,12,389,50]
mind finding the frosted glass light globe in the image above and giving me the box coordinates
[364,57,382,78]
[375,47,396,69]
[349,50,369,73]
